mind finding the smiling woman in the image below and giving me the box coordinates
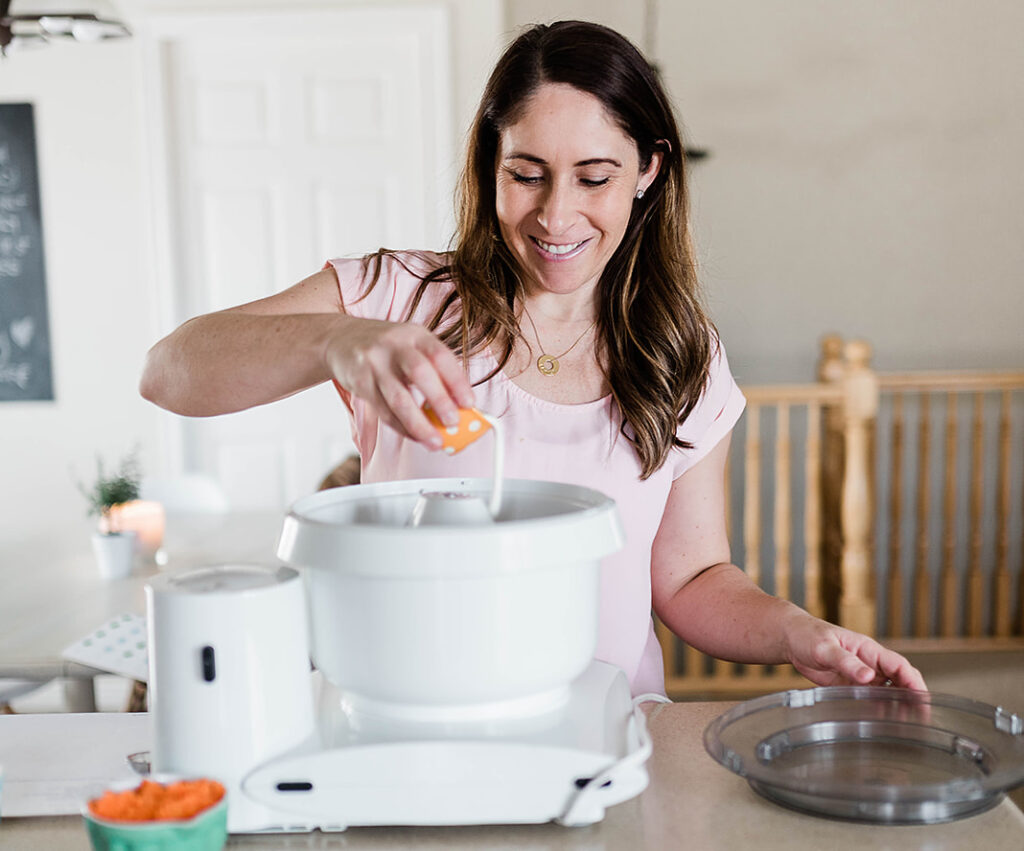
[140,20,925,700]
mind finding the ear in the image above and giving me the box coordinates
[638,141,667,193]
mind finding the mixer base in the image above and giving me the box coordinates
[234,661,649,832]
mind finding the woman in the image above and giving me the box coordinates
[141,21,925,696]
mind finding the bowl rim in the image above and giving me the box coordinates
[81,773,227,829]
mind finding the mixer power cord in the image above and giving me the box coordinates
[556,692,671,826]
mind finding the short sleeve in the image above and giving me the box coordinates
[669,339,746,480]
[324,255,400,322]
[325,251,451,325]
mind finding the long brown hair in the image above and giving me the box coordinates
[363,21,713,479]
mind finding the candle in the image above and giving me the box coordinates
[102,500,166,557]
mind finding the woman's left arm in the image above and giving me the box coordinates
[650,431,926,690]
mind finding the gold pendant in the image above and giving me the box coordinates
[537,354,559,375]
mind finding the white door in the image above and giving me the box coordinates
[140,7,454,509]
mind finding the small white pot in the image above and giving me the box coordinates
[91,530,138,580]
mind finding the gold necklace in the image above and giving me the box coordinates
[520,304,596,376]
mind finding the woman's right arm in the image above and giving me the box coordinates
[139,267,474,446]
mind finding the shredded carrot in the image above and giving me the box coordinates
[88,778,225,822]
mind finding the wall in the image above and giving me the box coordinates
[658,0,1024,382]
[505,0,645,44]
[0,40,158,543]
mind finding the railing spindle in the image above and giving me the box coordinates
[887,393,905,636]
[684,643,704,684]
[913,392,932,637]
[1020,415,1024,637]
[724,451,732,542]
[968,392,985,636]
[941,393,959,637]
[804,403,823,619]
[994,390,1012,636]
[655,617,677,682]
[774,404,791,602]
[744,404,762,589]
[714,656,737,686]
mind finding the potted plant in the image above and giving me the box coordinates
[80,451,141,579]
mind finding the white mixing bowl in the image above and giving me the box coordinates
[277,478,623,715]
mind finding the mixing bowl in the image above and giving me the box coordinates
[277,477,623,714]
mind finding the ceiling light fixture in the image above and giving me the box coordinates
[0,0,130,56]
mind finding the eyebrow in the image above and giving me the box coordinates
[504,152,623,168]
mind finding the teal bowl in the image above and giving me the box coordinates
[82,775,227,851]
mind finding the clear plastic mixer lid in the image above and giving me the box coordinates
[704,686,1024,823]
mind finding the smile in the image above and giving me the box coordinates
[530,237,590,259]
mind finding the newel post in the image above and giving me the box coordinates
[837,341,879,636]
[818,335,845,626]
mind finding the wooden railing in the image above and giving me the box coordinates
[869,366,1024,650]
[659,336,1024,699]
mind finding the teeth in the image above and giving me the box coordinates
[536,238,583,255]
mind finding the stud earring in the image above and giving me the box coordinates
[634,189,645,200]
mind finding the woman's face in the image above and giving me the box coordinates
[495,83,660,302]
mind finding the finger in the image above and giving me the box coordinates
[361,386,418,443]
[420,336,476,410]
[868,648,927,691]
[374,374,444,449]
[814,639,876,685]
[842,636,928,691]
[396,348,461,427]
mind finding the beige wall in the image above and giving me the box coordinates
[510,0,1024,382]
[506,0,645,44]
[663,1,1024,381]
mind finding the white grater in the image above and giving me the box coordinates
[61,613,149,682]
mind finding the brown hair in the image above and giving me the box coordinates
[363,21,713,479]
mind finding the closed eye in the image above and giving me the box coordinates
[511,172,543,185]
[504,169,610,188]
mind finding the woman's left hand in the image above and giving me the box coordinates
[783,611,927,691]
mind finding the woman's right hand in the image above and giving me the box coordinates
[325,315,477,449]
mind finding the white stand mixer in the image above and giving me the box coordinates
[146,478,654,833]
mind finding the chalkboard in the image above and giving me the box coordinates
[0,103,53,401]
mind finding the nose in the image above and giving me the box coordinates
[536,181,576,236]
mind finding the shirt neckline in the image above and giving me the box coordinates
[480,348,613,412]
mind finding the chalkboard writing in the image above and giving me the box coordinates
[0,103,53,401]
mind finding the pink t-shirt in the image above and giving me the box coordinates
[327,251,746,696]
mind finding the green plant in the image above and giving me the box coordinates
[79,451,142,533]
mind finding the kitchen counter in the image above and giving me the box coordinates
[3,701,1022,850]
